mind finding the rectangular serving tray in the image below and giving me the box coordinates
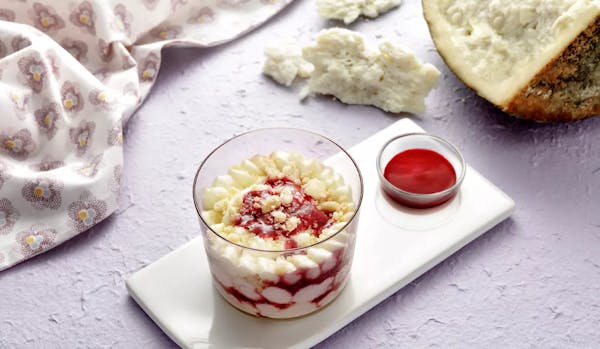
[126,118,515,349]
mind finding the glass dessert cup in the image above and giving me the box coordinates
[377,133,465,208]
[192,128,363,319]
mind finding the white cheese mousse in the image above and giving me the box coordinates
[200,151,358,318]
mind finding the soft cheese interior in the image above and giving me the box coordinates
[425,0,600,105]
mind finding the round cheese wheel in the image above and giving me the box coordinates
[423,0,600,122]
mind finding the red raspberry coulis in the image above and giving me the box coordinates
[233,177,332,248]
[384,149,456,194]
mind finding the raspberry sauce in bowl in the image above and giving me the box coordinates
[377,133,465,208]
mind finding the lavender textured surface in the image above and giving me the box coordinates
[1,1,599,348]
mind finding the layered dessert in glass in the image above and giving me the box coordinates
[193,129,362,319]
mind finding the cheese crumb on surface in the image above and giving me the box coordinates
[280,186,294,205]
[302,28,441,114]
[285,216,301,232]
[317,0,402,24]
[261,195,281,213]
[262,42,314,86]
[304,178,327,199]
[271,210,287,223]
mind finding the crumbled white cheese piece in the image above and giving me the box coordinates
[318,201,340,212]
[303,28,441,114]
[271,210,287,223]
[262,42,314,86]
[304,178,327,199]
[285,217,301,232]
[261,195,281,213]
[317,0,402,24]
[280,187,294,205]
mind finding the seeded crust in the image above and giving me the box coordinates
[506,16,600,122]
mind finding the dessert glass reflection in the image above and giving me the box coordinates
[192,129,363,319]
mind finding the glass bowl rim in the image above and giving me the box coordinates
[376,132,466,199]
[192,127,364,253]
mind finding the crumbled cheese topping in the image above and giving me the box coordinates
[201,151,355,250]
[285,216,301,232]
[280,186,294,205]
[261,195,281,213]
[271,210,287,223]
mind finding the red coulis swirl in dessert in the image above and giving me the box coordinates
[214,247,346,312]
[233,177,332,248]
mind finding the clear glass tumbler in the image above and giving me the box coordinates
[192,128,363,319]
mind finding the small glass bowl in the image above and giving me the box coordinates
[376,133,465,208]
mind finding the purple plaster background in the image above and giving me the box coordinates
[1,1,600,348]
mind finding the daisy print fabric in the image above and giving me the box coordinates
[0,0,292,271]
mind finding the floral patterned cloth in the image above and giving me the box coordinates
[0,0,291,271]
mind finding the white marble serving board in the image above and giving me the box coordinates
[126,118,515,349]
